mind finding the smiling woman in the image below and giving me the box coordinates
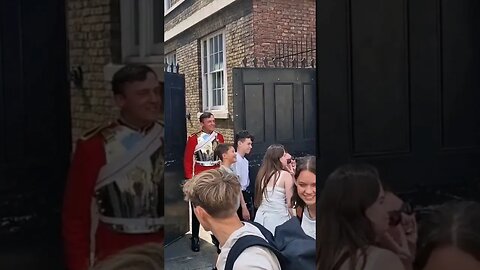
[291,156,316,240]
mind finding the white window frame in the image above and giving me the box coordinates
[120,0,163,63]
[201,30,227,113]
[164,0,186,16]
[164,52,177,72]
[164,0,173,11]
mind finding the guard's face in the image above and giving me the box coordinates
[201,116,216,133]
[115,72,161,126]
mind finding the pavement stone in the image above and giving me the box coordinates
[165,233,218,270]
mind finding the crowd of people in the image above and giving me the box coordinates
[60,63,480,270]
[315,163,480,270]
[184,111,480,270]
[183,112,316,270]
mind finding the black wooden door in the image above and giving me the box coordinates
[233,68,317,191]
[317,0,480,205]
[0,0,70,268]
[164,71,189,245]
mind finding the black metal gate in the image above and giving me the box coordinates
[164,69,190,245]
[0,0,70,268]
[233,66,316,191]
[317,0,480,212]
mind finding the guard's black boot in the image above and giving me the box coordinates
[191,236,200,252]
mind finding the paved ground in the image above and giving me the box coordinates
[165,205,218,270]
[165,233,218,270]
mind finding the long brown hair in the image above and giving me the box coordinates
[254,144,286,208]
[316,163,382,270]
[291,156,316,211]
[414,201,480,269]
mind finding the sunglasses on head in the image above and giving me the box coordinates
[388,202,414,226]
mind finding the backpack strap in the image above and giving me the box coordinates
[246,221,276,243]
[224,235,284,270]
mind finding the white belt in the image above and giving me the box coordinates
[196,160,220,167]
[99,216,164,234]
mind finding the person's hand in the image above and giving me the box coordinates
[242,204,250,221]
[285,160,296,175]
[401,213,417,245]
[290,159,297,173]
[380,224,413,264]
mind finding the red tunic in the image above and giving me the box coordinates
[62,123,164,270]
[183,131,225,179]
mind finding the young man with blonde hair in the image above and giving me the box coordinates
[183,169,281,270]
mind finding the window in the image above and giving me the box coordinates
[120,0,163,63]
[164,0,186,15]
[165,52,177,72]
[165,0,173,11]
[201,31,227,111]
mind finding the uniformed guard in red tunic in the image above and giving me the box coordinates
[62,65,164,270]
[183,112,224,251]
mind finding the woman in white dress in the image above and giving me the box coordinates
[253,144,295,235]
[291,155,316,239]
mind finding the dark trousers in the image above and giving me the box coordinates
[237,189,254,221]
[191,203,200,238]
[191,202,221,254]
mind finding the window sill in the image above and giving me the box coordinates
[103,63,165,82]
[196,110,229,120]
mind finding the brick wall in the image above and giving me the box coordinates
[165,0,214,34]
[222,13,255,142]
[252,0,316,60]
[175,13,254,143]
[165,0,314,142]
[67,0,118,144]
[166,0,254,143]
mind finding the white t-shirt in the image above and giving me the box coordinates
[232,153,250,191]
[216,222,281,270]
[301,208,316,239]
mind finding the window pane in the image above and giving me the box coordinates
[204,74,208,92]
[203,40,207,57]
[216,88,222,106]
[153,0,163,44]
[209,54,214,72]
[134,0,140,46]
[220,72,224,106]
[203,56,207,74]
[165,0,172,9]
[213,53,218,70]
[210,37,213,55]
[216,71,221,89]
[219,51,223,69]
[214,35,218,53]
[219,34,223,52]
[215,72,220,89]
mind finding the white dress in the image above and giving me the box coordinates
[254,181,291,235]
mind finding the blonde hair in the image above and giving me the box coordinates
[92,242,163,270]
[183,169,241,218]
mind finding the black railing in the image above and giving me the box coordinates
[242,34,316,68]
[164,62,180,73]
